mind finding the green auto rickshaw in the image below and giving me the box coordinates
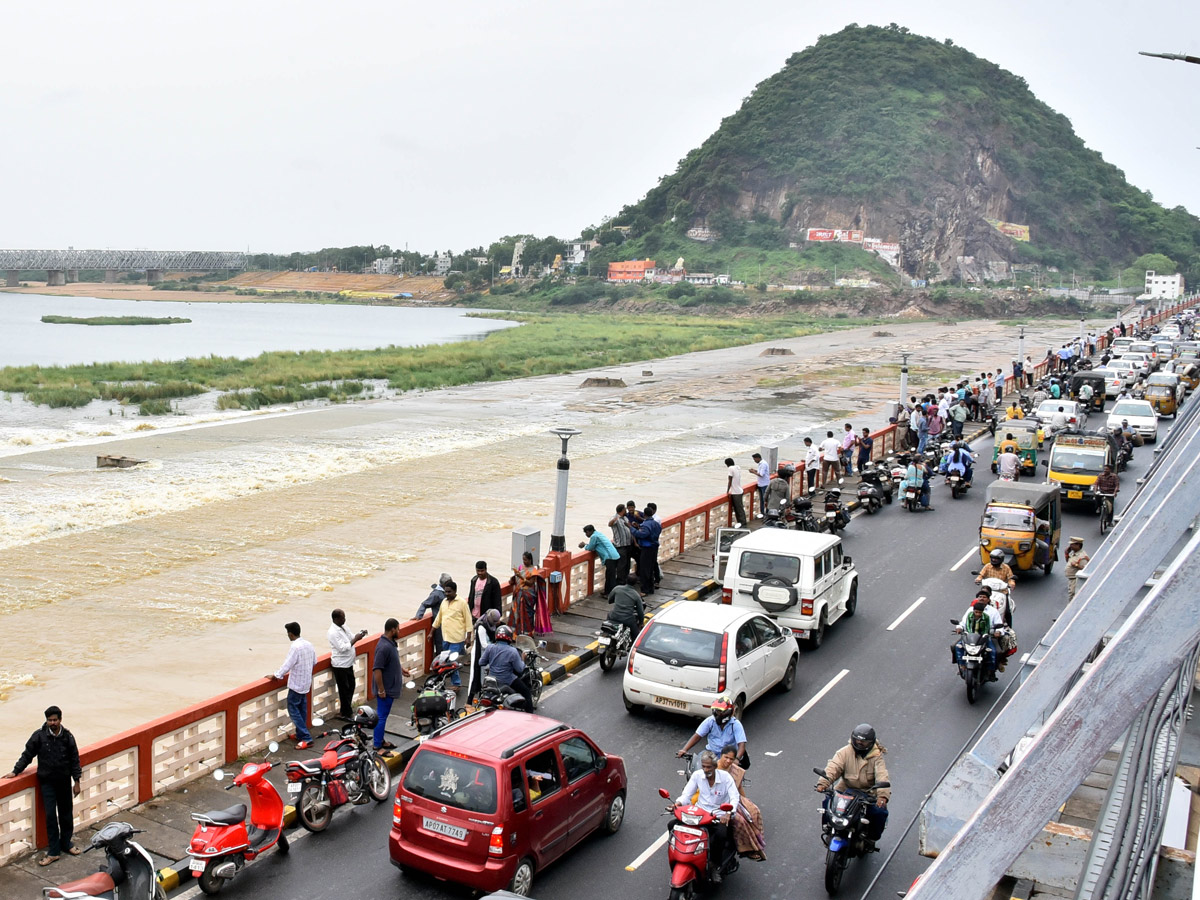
[991,418,1041,476]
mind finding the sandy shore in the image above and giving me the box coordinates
[0,315,1112,762]
[1,282,310,303]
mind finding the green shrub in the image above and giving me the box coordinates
[138,399,172,416]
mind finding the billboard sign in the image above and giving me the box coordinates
[986,219,1031,242]
[806,228,864,243]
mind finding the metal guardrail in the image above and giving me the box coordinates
[0,250,245,270]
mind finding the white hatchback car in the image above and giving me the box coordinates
[1107,399,1159,443]
[622,601,798,719]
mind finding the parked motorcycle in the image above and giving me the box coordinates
[285,709,391,833]
[45,822,163,900]
[408,650,463,735]
[597,619,633,672]
[792,497,821,532]
[477,636,546,711]
[658,786,738,899]
[813,766,891,896]
[950,619,998,705]
[187,742,287,895]
[888,457,907,494]
[856,463,892,514]
[823,486,851,534]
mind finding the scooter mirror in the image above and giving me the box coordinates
[405,680,417,690]
[311,717,324,728]
[213,769,226,782]
[658,788,671,799]
[447,652,460,662]
[267,741,280,754]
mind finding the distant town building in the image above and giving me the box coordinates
[682,272,731,286]
[686,226,720,243]
[435,253,452,276]
[567,240,599,267]
[371,257,398,275]
[607,259,659,282]
[471,256,489,267]
[1144,270,1185,300]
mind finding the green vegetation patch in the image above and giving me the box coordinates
[41,315,192,326]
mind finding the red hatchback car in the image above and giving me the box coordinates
[389,709,627,897]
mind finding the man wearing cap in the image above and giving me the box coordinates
[414,573,453,653]
[1065,537,1090,601]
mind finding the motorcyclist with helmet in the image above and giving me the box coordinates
[676,697,748,766]
[975,549,1016,590]
[815,724,891,845]
[478,625,533,712]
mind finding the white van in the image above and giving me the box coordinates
[720,529,858,649]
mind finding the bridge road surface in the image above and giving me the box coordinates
[170,428,1142,900]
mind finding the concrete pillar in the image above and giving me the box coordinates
[47,270,66,286]
[5,270,18,287]
[66,269,79,283]
[104,269,118,283]
[145,269,164,284]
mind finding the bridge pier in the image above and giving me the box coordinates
[5,270,18,287]
[66,268,79,283]
[104,269,118,283]
[145,268,164,284]
[47,270,66,286]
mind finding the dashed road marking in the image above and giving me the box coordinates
[789,669,850,723]
[886,596,926,632]
[626,831,670,871]
[950,546,979,572]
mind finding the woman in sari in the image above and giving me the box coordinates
[718,744,766,860]
[509,551,551,636]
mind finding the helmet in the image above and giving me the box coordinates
[353,704,379,728]
[495,625,514,642]
[989,548,1004,564]
[851,723,876,757]
[711,697,734,723]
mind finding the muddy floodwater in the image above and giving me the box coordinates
[0,316,1108,761]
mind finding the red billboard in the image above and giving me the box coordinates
[806,228,864,243]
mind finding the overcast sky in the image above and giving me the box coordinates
[3,1,1197,255]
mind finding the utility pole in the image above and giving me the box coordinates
[1139,50,1200,65]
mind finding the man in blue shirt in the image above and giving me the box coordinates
[676,697,748,765]
[579,524,621,596]
[479,626,533,711]
[632,511,662,596]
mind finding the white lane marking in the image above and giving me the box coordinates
[950,546,979,572]
[626,831,670,871]
[886,596,927,632]
[789,669,850,723]
[764,751,783,757]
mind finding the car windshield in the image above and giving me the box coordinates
[637,622,723,668]
[404,750,498,814]
[1036,401,1072,416]
[1052,449,1105,473]
[737,550,801,584]
[982,507,1034,531]
[1111,402,1153,417]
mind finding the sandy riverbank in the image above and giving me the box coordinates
[0,316,1113,762]
[1,282,306,303]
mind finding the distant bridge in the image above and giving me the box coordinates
[0,249,246,286]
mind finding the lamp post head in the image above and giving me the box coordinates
[900,350,912,367]
[550,426,582,455]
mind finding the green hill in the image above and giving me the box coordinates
[613,24,1200,285]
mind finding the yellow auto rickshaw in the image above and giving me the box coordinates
[1143,381,1177,417]
[979,482,1061,576]
[1176,363,1200,392]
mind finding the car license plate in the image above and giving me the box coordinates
[287,782,302,794]
[423,817,468,841]
[597,636,611,646]
[1068,490,1083,499]
[654,696,687,710]
[189,858,206,874]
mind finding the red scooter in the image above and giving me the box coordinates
[187,741,288,895]
[658,787,737,898]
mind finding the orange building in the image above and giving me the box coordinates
[606,259,658,282]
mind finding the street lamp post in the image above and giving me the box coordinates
[899,351,912,410]
[548,427,581,553]
[1017,326,1026,367]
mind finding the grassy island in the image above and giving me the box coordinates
[41,315,192,326]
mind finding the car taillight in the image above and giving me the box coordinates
[489,825,505,856]
[717,633,728,693]
[629,624,650,674]
[392,797,403,828]
[721,587,732,604]
[802,597,814,615]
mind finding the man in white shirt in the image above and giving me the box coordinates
[803,437,819,494]
[269,622,317,749]
[674,750,739,882]
[328,609,368,720]
[724,457,747,527]
[751,453,770,518]
[819,431,842,483]
[997,448,1021,481]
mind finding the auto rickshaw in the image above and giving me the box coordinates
[979,482,1061,576]
[1143,377,1178,417]
[1174,362,1200,392]
[990,418,1041,476]
[1068,371,1107,413]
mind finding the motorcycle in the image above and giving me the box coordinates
[946,468,971,499]
[597,619,633,672]
[477,637,546,711]
[791,497,821,532]
[823,486,851,534]
[408,650,463,735]
[657,787,738,899]
[888,457,907,494]
[950,619,998,705]
[285,713,392,833]
[1115,438,1133,472]
[813,766,891,896]
[856,463,892,514]
[44,822,163,900]
[187,742,287,895]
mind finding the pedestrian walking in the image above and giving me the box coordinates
[467,561,503,622]
[371,618,405,751]
[413,573,452,654]
[819,431,842,483]
[752,453,770,518]
[432,582,471,686]
[4,706,82,866]
[328,609,368,720]
[268,622,316,749]
[841,423,859,476]
[1065,537,1090,601]
[803,438,819,493]
[580,524,621,595]
[856,427,874,473]
[608,503,635,583]
[725,458,748,527]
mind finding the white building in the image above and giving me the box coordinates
[371,257,397,275]
[435,253,452,276]
[566,240,599,267]
[1144,270,1185,300]
[682,273,731,286]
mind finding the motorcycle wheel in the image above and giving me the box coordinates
[966,671,979,705]
[866,499,877,514]
[599,642,617,672]
[530,673,543,710]
[824,847,848,896]
[884,491,893,504]
[197,858,230,896]
[276,831,289,855]
[298,782,333,833]
[668,886,693,900]
[365,754,391,802]
[951,484,960,499]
